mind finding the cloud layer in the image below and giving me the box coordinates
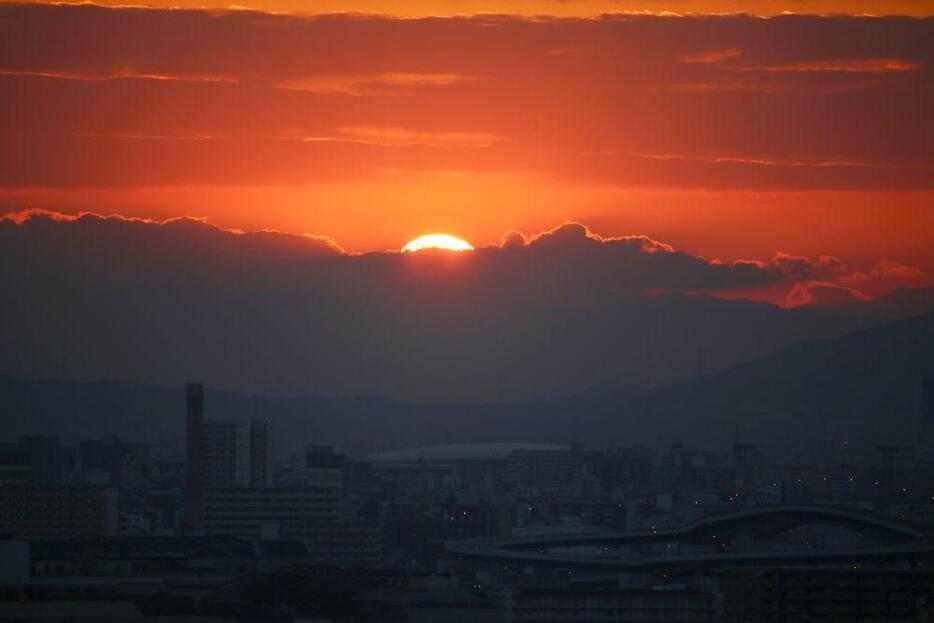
[1,5,932,192]
[3,3,932,355]
[2,210,920,401]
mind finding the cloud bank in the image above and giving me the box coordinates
[1,210,918,401]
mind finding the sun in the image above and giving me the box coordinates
[401,234,475,253]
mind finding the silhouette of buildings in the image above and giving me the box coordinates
[184,384,277,534]
[6,385,934,621]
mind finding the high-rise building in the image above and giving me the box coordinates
[203,420,249,488]
[183,382,205,533]
[249,419,274,488]
[185,384,277,533]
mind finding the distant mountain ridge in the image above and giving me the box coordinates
[2,307,934,454]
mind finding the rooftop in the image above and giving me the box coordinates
[365,442,571,463]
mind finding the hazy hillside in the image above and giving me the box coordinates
[635,308,934,447]
[2,308,933,454]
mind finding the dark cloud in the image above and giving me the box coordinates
[764,252,847,281]
[785,280,870,307]
[841,259,927,284]
[0,210,873,401]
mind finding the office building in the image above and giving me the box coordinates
[249,418,274,488]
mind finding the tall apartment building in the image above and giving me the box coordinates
[203,420,249,489]
[185,383,277,533]
[250,419,274,488]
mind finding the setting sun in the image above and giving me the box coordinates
[401,234,475,253]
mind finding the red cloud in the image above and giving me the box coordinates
[785,281,869,307]
[841,260,927,284]
[681,48,742,64]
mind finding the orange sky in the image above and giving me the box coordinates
[27,0,934,16]
[2,2,934,303]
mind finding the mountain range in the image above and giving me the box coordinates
[3,304,933,455]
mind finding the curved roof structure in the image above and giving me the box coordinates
[365,442,571,462]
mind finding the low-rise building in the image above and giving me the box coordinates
[508,581,715,623]
[204,486,343,538]
[722,567,934,623]
[0,483,117,538]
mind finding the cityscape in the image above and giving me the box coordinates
[1,376,934,621]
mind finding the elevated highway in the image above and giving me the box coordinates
[446,505,933,573]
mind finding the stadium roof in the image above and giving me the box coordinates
[365,442,570,462]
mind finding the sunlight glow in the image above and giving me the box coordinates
[401,233,475,252]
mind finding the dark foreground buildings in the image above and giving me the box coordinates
[1,380,934,621]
